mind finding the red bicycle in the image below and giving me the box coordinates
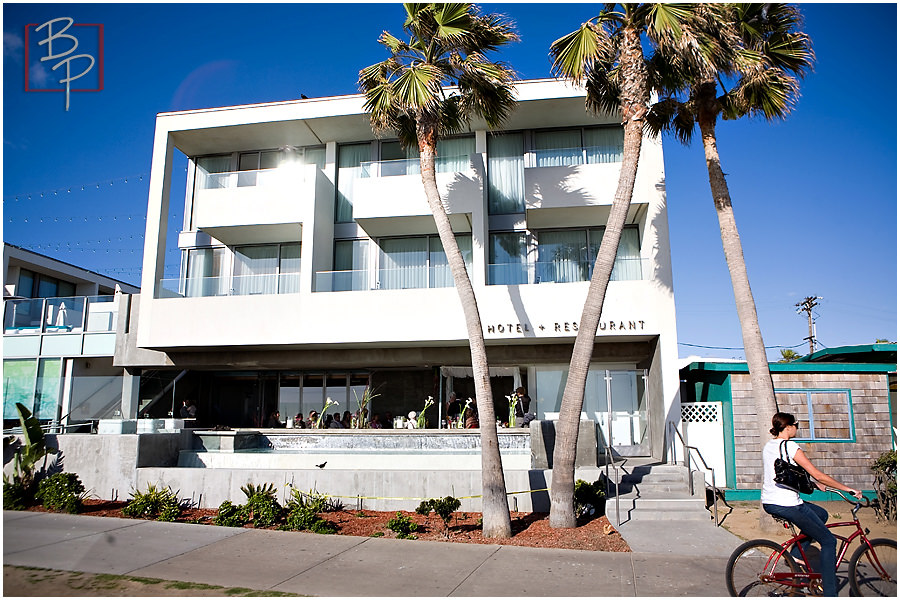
[726,490,896,596]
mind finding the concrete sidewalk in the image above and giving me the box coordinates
[4,510,733,596]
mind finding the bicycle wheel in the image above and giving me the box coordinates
[849,538,896,597]
[726,539,802,596]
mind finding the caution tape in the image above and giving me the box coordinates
[317,488,549,502]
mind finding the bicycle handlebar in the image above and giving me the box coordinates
[827,487,870,508]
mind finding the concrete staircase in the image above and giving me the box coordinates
[605,460,713,523]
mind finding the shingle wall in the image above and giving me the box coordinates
[732,372,892,491]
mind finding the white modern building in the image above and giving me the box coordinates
[121,79,680,462]
[3,243,138,429]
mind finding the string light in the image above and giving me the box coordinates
[3,172,150,203]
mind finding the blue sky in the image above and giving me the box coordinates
[3,2,897,361]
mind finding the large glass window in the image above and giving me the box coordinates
[16,269,34,298]
[379,141,420,177]
[238,150,281,187]
[588,227,642,280]
[536,230,589,283]
[488,232,528,284]
[186,247,229,297]
[488,132,524,214]
[336,143,372,223]
[333,239,370,291]
[195,155,233,190]
[437,136,475,173]
[3,359,36,419]
[35,358,62,420]
[532,126,624,167]
[378,234,472,290]
[233,245,278,295]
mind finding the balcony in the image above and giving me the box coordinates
[353,155,479,238]
[487,257,647,286]
[3,295,120,357]
[158,272,301,299]
[191,165,318,245]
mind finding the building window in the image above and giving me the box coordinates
[378,234,472,290]
[331,239,370,291]
[336,143,372,223]
[775,389,854,442]
[537,227,642,283]
[488,231,528,285]
[15,268,76,299]
[186,247,230,297]
[532,126,624,167]
[488,132,524,214]
[237,150,281,187]
[195,154,233,190]
[232,243,301,296]
[363,136,475,178]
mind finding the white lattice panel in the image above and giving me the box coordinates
[681,402,725,487]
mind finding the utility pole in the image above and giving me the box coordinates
[795,296,821,354]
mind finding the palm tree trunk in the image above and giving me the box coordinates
[549,24,648,529]
[418,124,512,538]
[697,103,779,532]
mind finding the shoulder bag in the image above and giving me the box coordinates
[774,440,816,494]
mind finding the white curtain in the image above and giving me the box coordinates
[336,143,371,222]
[534,130,582,167]
[186,247,229,297]
[537,230,588,283]
[379,237,427,290]
[488,133,524,214]
[279,243,301,294]
[234,246,278,295]
[334,240,369,291]
[429,235,472,288]
[437,136,475,173]
[195,155,232,190]
[589,227,641,280]
[584,127,624,164]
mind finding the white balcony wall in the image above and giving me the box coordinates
[191,165,318,245]
[137,276,672,350]
[353,166,481,237]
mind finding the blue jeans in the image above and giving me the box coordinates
[764,502,837,596]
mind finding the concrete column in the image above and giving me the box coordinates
[120,368,141,418]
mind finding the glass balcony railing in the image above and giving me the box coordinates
[3,295,118,335]
[529,144,624,168]
[157,272,301,298]
[360,155,472,178]
[314,265,470,292]
[488,257,646,285]
[196,166,304,190]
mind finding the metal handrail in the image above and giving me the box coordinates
[604,445,622,526]
[667,421,721,527]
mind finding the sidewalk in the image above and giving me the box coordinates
[4,510,733,596]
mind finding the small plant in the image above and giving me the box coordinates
[240,482,283,528]
[281,486,336,534]
[35,472,86,514]
[506,394,517,428]
[872,450,897,523]
[574,478,606,519]
[457,398,473,429]
[214,500,247,527]
[3,402,58,508]
[416,496,461,535]
[122,484,182,521]
[369,531,385,537]
[386,511,418,539]
[353,386,381,429]
[316,398,338,428]
[417,396,434,429]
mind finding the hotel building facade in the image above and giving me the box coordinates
[120,79,680,463]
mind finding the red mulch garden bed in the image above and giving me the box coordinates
[27,499,630,553]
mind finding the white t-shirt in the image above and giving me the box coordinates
[761,438,803,507]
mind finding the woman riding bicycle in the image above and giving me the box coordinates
[762,412,863,597]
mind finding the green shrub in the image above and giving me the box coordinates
[3,479,33,511]
[214,500,247,527]
[386,512,418,539]
[415,496,461,533]
[574,478,606,519]
[282,487,336,533]
[35,472,85,514]
[122,484,182,521]
[872,450,897,523]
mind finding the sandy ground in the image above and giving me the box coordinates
[715,499,897,543]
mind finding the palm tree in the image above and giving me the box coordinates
[648,3,814,451]
[546,3,718,528]
[778,349,802,362]
[358,3,518,538]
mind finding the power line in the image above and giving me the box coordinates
[678,342,807,351]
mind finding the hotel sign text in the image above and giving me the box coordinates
[485,319,645,335]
